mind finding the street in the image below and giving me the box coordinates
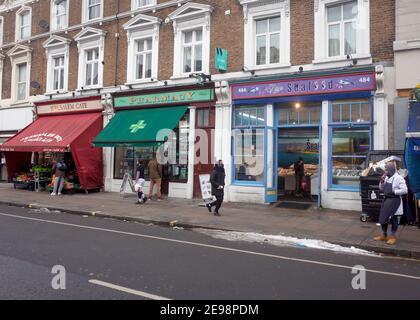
[0,203,420,300]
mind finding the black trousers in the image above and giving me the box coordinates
[210,195,224,213]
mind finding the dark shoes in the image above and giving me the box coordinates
[206,203,212,213]
[214,212,221,216]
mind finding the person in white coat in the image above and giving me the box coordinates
[374,162,408,245]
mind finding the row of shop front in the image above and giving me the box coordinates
[0,66,388,210]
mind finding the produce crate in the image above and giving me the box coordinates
[13,180,35,191]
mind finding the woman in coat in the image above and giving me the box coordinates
[374,162,408,245]
[206,160,226,216]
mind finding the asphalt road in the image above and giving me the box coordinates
[0,203,420,300]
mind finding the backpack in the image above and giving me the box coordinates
[56,161,67,171]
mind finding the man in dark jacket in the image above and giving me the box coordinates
[294,157,305,196]
[206,160,226,216]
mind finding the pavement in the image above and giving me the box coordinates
[1,183,419,259]
[1,204,420,300]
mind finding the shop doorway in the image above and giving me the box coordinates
[276,103,321,203]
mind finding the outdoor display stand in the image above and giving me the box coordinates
[0,96,104,193]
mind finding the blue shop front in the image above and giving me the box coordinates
[227,67,384,211]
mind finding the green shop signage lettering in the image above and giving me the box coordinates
[114,89,214,108]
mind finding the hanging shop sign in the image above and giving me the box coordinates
[231,72,376,100]
[114,89,214,109]
[37,98,103,115]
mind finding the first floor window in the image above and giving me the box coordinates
[327,0,357,57]
[255,16,280,65]
[16,63,28,101]
[136,0,154,8]
[182,28,203,73]
[84,48,99,87]
[87,0,101,20]
[52,56,65,91]
[135,38,152,80]
[331,127,370,188]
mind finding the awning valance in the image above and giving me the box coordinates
[93,106,188,147]
[0,112,103,152]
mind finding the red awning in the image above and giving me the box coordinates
[0,113,102,152]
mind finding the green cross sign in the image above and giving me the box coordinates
[129,120,146,133]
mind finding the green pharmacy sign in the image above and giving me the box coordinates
[114,89,214,108]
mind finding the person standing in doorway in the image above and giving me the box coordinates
[206,160,226,216]
[294,157,305,196]
[51,157,67,196]
[148,157,163,201]
[374,162,408,245]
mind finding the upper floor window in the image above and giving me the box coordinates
[133,0,156,10]
[83,0,103,22]
[74,27,106,89]
[168,2,213,77]
[123,13,160,84]
[327,1,357,57]
[16,63,28,101]
[84,48,99,86]
[255,16,280,65]
[314,0,370,64]
[240,0,290,70]
[51,0,68,31]
[135,38,153,80]
[43,35,70,93]
[18,9,31,40]
[182,28,203,73]
[0,17,3,46]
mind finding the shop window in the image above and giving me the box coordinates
[331,101,371,123]
[197,109,209,127]
[277,105,321,126]
[233,105,265,184]
[234,106,266,127]
[329,100,372,190]
[114,113,190,182]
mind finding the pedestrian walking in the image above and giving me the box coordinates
[135,160,147,204]
[374,162,408,245]
[51,157,67,196]
[206,160,226,216]
[294,157,305,196]
[148,157,163,201]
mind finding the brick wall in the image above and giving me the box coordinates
[290,0,314,66]
[370,0,395,63]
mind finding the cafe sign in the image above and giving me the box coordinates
[37,99,103,115]
[114,89,214,108]
[231,72,376,100]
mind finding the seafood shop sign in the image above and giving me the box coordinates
[231,72,376,100]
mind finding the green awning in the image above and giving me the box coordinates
[93,106,188,147]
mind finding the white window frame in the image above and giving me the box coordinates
[181,28,204,74]
[0,17,4,47]
[168,2,213,78]
[43,36,70,94]
[51,0,69,31]
[124,14,160,84]
[240,0,291,71]
[314,0,370,64]
[7,45,32,103]
[74,27,106,90]
[15,6,32,42]
[82,0,104,23]
[131,0,156,11]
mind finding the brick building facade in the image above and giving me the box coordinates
[0,0,399,211]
